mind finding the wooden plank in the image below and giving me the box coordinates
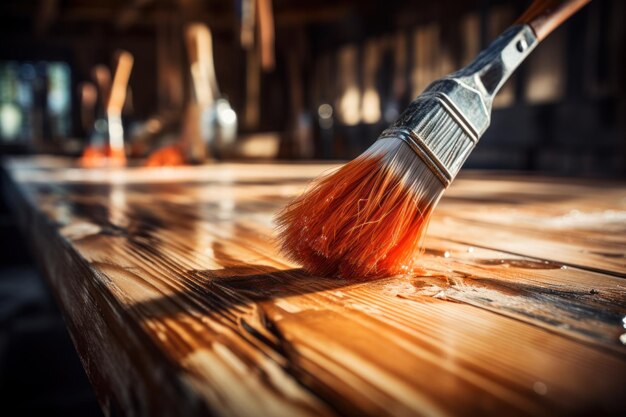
[2,157,625,417]
[430,176,626,276]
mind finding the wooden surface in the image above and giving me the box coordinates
[2,156,625,417]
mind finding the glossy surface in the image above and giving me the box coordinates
[2,156,626,417]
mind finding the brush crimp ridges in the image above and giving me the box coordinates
[382,79,487,185]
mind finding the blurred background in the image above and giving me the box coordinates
[0,1,624,415]
[0,0,623,174]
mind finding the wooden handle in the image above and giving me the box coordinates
[516,0,591,41]
[185,23,218,106]
[108,50,134,114]
[256,0,275,71]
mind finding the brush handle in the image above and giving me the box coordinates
[185,24,219,105]
[108,51,134,114]
[106,50,134,155]
[448,0,591,101]
[257,0,275,70]
[386,1,592,184]
[516,0,591,41]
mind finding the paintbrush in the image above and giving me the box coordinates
[276,0,591,279]
[107,50,134,164]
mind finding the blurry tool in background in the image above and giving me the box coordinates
[336,45,360,127]
[147,23,237,166]
[146,23,211,166]
[240,0,256,50]
[92,65,111,142]
[335,44,362,157]
[128,17,186,158]
[243,36,261,130]
[107,50,134,165]
[80,51,134,167]
[256,0,275,71]
[0,62,71,147]
[0,64,25,142]
[45,63,72,141]
[239,0,268,130]
[188,23,237,160]
[187,22,217,163]
[237,0,282,161]
[78,83,96,138]
[360,39,382,125]
[145,0,280,165]
[80,65,111,167]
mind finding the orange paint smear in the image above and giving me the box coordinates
[145,145,186,167]
[80,145,126,168]
[276,153,437,280]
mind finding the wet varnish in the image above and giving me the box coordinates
[2,156,625,417]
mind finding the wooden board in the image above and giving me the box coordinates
[2,156,625,417]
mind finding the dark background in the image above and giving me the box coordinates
[0,0,624,175]
[0,1,624,416]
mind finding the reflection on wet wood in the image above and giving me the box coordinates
[2,157,625,417]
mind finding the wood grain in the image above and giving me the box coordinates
[2,157,625,417]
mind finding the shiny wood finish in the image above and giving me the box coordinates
[2,157,625,417]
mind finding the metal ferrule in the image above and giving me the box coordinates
[379,24,538,187]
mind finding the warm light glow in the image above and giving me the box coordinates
[361,88,381,124]
[318,103,333,119]
[318,103,333,129]
[361,39,382,124]
[145,118,163,134]
[217,101,237,125]
[336,45,361,126]
[238,133,280,158]
[338,87,360,126]
[411,24,439,98]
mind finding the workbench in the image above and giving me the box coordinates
[2,157,625,417]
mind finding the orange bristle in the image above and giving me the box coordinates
[145,145,186,167]
[80,145,126,168]
[276,138,445,279]
[80,145,107,168]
